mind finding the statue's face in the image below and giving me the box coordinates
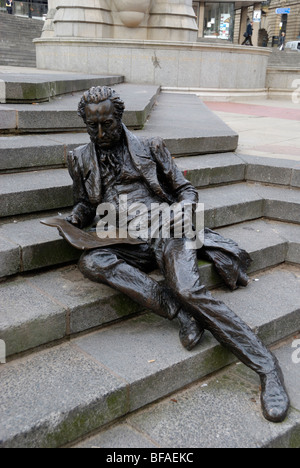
[85,100,123,150]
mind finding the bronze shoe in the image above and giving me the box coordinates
[177,310,204,351]
[260,364,290,423]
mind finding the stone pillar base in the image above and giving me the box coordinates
[35,38,271,91]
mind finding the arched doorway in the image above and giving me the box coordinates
[258,28,269,47]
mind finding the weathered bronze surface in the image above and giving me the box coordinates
[43,86,290,423]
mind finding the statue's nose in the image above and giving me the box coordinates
[98,124,104,138]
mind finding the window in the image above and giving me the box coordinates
[203,2,234,41]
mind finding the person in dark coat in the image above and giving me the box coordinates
[242,21,253,46]
[279,32,286,50]
[65,86,290,423]
[6,0,13,14]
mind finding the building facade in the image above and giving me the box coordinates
[192,1,300,46]
[259,0,300,45]
[192,1,255,43]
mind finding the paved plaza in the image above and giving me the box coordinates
[205,98,300,162]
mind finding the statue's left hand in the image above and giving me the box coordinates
[65,213,81,227]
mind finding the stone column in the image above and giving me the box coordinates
[51,0,114,38]
[148,0,198,42]
[41,0,198,42]
[41,0,60,37]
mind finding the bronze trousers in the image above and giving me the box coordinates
[79,237,277,376]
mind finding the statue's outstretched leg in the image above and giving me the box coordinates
[159,238,290,423]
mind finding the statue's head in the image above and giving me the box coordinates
[78,86,125,150]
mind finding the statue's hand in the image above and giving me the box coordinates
[65,214,81,227]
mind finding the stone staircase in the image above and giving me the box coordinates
[267,48,300,99]
[268,49,300,68]
[0,13,43,67]
[0,80,299,448]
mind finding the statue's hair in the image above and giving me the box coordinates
[78,86,125,122]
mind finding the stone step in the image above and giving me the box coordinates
[0,219,299,358]
[74,336,300,449]
[0,58,36,67]
[0,152,299,217]
[0,133,89,173]
[0,168,73,218]
[0,91,238,156]
[0,265,299,448]
[0,70,124,103]
[0,119,299,186]
[176,153,300,190]
[0,180,299,279]
[0,83,161,132]
[0,11,42,68]
[0,165,299,223]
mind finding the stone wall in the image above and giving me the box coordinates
[35,37,271,91]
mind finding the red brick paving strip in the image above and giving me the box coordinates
[205,102,300,121]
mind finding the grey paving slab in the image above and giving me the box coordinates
[198,183,264,228]
[0,343,128,448]
[0,134,66,172]
[217,219,288,272]
[214,264,300,345]
[0,108,16,130]
[74,423,157,449]
[254,184,300,224]
[139,93,239,156]
[0,235,19,277]
[2,73,123,103]
[114,340,300,449]
[240,154,300,188]
[0,133,90,172]
[74,314,234,414]
[291,168,300,188]
[175,153,245,187]
[0,215,79,277]
[26,265,143,335]
[268,220,300,264]
[0,276,66,356]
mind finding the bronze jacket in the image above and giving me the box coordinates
[67,124,199,229]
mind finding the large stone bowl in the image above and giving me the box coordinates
[114,0,152,27]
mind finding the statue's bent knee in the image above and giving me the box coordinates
[78,249,121,278]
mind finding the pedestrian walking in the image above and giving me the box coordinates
[279,32,286,51]
[6,0,13,14]
[242,21,253,46]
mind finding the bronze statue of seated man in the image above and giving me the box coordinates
[64,86,289,423]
